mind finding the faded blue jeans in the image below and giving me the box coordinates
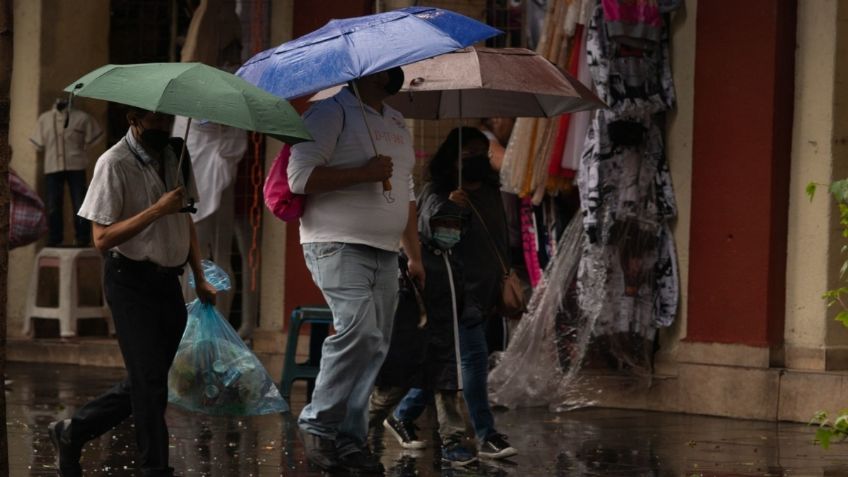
[298,242,398,456]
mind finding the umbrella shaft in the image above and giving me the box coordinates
[176,117,193,188]
[350,81,393,199]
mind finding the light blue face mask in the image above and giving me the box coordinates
[432,226,461,249]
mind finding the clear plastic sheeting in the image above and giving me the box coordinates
[488,215,599,410]
[168,300,288,416]
[489,210,676,411]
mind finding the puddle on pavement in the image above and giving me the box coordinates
[8,362,848,476]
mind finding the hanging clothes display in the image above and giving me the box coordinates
[489,0,681,409]
[501,0,595,200]
[577,0,678,347]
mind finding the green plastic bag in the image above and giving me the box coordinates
[168,299,288,416]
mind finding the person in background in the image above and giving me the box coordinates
[479,117,526,353]
[383,127,518,464]
[47,107,216,477]
[173,0,255,334]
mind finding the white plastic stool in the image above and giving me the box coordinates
[23,247,113,338]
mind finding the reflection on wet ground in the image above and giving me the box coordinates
[8,362,848,476]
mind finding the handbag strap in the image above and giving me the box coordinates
[466,198,509,276]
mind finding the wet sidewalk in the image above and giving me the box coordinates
[8,361,848,476]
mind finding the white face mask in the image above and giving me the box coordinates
[432,226,461,249]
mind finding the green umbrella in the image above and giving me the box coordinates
[64,62,311,145]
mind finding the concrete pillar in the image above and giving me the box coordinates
[254,0,294,353]
[684,0,796,365]
[8,0,43,338]
[784,0,848,370]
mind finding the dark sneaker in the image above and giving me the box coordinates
[337,448,384,474]
[48,419,82,477]
[298,428,338,471]
[441,439,477,468]
[478,433,517,460]
[383,415,426,449]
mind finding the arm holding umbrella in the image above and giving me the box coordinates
[288,72,400,196]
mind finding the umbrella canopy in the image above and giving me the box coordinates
[236,7,501,100]
[384,47,605,119]
[64,62,312,144]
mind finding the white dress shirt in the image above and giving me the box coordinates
[78,130,199,267]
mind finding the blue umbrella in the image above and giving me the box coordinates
[236,6,501,100]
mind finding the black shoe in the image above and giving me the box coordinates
[383,415,426,449]
[48,419,82,477]
[298,428,339,471]
[338,448,384,474]
[478,433,517,460]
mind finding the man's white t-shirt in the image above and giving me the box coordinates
[288,88,415,252]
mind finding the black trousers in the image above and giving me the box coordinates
[45,170,90,246]
[69,255,187,476]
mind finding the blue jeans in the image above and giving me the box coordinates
[298,242,398,455]
[459,322,496,442]
[394,388,429,421]
[395,322,496,442]
[46,170,90,246]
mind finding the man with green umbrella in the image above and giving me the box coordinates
[48,107,217,477]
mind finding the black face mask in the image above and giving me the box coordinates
[462,154,491,183]
[140,128,171,152]
[384,67,405,95]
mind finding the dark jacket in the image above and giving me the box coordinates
[376,183,508,391]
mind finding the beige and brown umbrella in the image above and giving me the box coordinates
[385,46,604,119]
[312,47,604,183]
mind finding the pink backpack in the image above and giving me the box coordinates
[265,97,346,222]
[263,144,305,222]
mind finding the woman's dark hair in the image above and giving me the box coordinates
[428,126,499,194]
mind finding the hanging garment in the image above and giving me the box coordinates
[601,0,662,46]
[561,24,593,173]
[520,197,543,287]
[546,23,585,193]
[576,2,678,339]
[30,105,102,174]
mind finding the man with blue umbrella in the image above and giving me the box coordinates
[287,67,424,474]
[237,6,500,473]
